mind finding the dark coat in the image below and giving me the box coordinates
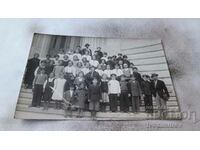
[88,85,101,102]
[151,80,170,99]
[128,80,142,96]
[85,71,101,87]
[141,80,153,96]
[132,72,143,83]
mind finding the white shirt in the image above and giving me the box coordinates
[90,60,99,68]
[111,69,123,77]
[82,55,91,61]
[81,68,90,75]
[108,80,121,94]
[58,54,65,60]
[103,69,112,78]
[95,69,104,76]
[64,66,76,76]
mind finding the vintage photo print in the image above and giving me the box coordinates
[14,33,181,120]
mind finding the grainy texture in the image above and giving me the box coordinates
[0,18,199,130]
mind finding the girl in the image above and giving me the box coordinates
[31,69,48,107]
[74,71,86,89]
[72,49,82,60]
[81,62,90,75]
[45,60,54,76]
[100,59,107,71]
[54,54,60,66]
[53,60,64,78]
[95,64,104,77]
[89,55,99,68]
[100,73,109,112]
[73,83,87,117]
[72,55,80,67]
[82,49,91,62]
[108,74,121,112]
[34,60,46,76]
[42,72,55,110]
[103,64,112,79]
[111,64,123,80]
[118,60,124,69]
[75,62,83,76]
[52,73,66,109]
[88,78,101,118]
[64,60,76,77]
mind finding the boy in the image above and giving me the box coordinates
[31,69,48,107]
[108,74,121,112]
[128,75,142,112]
[88,78,102,118]
[141,75,153,113]
[123,55,130,67]
[119,75,129,112]
[106,56,115,69]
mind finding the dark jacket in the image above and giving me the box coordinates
[151,79,170,99]
[88,85,101,102]
[85,71,101,87]
[141,80,153,96]
[128,80,142,96]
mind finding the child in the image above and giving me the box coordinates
[75,62,83,76]
[111,64,123,80]
[106,56,115,69]
[95,64,104,76]
[74,71,86,89]
[34,60,46,76]
[31,69,48,107]
[108,74,121,112]
[89,55,99,68]
[123,55,130,67]
[123,63,132,79]
[141,75,153,113]
[103,64,112,79]
[42,72,55,110]
[51,73,66,109]
[85,66,101,87]
[128,75,142,113]
[88,78,102,118]
[116,53,123,63]
[45,60,54,76]
[101,52,108,62]
[72,55,80,67]
[100,59,107,71]
[74,83,87,117]
[63,85,75,117]
[81,62,90,75]
[82,50,91,62]
[63,54,70,67]
[54,54,60,66]
[64,60,76,77]
[73,48,82,60]
[57,49,65,60]
[118,60,124,69]
[53,60,64,78]
[119,75,129,112]
[100,73,109,112]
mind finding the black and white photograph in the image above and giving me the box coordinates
[14,33,181,120]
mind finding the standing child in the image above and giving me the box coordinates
[128,75,142,113]
[31,69,48,107]
[52,73,66,109]
[64,60,76,77]
[88,78,102,118]
[141,75,153,113]
[53,60,64,78]
[74,83,87,117]
[123,63,132,79]
[119,75,129,112]
[103,64,112,79]
[95,64,104,77]
[42,72,55,110]
[100,73,109,112]
[53,54,60,66]
[108,74,121,112]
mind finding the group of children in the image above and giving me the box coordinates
[26,43,169,118]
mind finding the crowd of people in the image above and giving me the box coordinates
[24,43,170,118]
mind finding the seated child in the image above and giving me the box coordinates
[81,62,90,75]
[116,53,124,63]
[100,59,107,71]
[82,50,91,62]
[89,55,99,68]
[88,78,102,118]
[57,49,65,60]
[108,74,121,112]
[63,55,70,67]
[101,52,108,62]
[42,72,55,110]
[123,55,130,67]
[106,56,115,69]
[74,71,86,89]
[72,55,80,67]
[53,54,60,66]
[72,49,82,60]
[75,62,83,76]
[111,64,123,80]
[118,60,124,69]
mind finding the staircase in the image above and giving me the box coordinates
[14,87,181,120]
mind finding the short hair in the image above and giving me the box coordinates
[123,55,128,58]
[118,53,122,56]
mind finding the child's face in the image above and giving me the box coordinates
[115,65,119,69]
[106,65,110,70]
[123,64,128,68]
[55,56,59,60]
[50,60,54,65]
[85,63,90,68]
[119,60,123,65]
[97,65,102,70]
[78,72,84,77]
[73,55,78,61]
[58,60,63,65]
[77,62,82,68]
[41,70,45,74]
[63,55,68,60]
[131,76,136,81]
[102,74,107,80]
[85,50,89,55]
[68,61,73,66]
[111,76,116,80]
[121,76,126,81]
[59,74,64,78]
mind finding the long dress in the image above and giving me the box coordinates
[43,78,55,102]
[52,78,66,101]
